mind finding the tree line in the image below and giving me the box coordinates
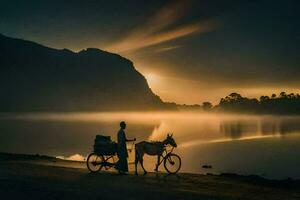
[202,92,300,114]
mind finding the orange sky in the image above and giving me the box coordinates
[2,0,298,104]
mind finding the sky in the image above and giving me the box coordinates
[0,0,299,104]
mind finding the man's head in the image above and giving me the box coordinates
[120,121,126,129]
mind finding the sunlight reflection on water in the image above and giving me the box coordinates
[1,112,300,179]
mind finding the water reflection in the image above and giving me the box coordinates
[220,122,243,139]
[278,118,300,135]
[1,112,300,178]
[261,119,278,135]
[2,112,300,151]
[219,117,300,140]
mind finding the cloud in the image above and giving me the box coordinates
[155,45,184,53]
[105,1,218,53]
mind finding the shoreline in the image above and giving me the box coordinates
[1,152,298,181]
[0,152,300,200]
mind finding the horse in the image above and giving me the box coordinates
[135,134,177,175]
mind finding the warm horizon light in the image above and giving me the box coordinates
[1,0,298,104]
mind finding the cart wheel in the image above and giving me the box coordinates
[87,153,104,173]
[103,156,115,170]
[164,153,181,174]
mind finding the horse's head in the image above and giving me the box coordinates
[164,133,177,147]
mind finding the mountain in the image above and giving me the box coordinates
[0,34,167,111]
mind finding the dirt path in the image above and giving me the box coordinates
[0,157,299,200]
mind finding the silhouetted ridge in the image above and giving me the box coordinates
[0,34,165,111]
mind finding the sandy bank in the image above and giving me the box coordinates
[0,153,299,200]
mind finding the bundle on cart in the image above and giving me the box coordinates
[93,135,117,156]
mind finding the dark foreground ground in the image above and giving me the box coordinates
[0,153,299,200]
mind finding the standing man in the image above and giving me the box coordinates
[115,121,135,174]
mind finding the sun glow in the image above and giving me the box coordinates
[145,73,160,86]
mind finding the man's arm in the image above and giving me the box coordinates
[126,137,136,142]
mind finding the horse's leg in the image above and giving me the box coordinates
[140,158,147,175]
[135,147,138,175]
[139,152,147,175]
[154,155,160,172]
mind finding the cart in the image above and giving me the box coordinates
[86,135,134,173]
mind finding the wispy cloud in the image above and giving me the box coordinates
[155,45,184,53]
[105,1,218,53]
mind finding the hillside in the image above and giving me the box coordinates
[0,34,166,111]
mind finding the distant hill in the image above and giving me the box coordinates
[0,34,167,111]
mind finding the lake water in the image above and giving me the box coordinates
[0,112,300,179]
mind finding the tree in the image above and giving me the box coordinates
[228,92,242,100]
[279,92,287,98]
[202,102,213,111]
[260,96,270,102]
[287,93,295,99]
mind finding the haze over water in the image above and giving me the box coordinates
[1,112,300,179]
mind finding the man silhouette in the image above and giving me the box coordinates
[115,121,135,174]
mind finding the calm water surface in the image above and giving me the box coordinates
[0,112,300,179]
